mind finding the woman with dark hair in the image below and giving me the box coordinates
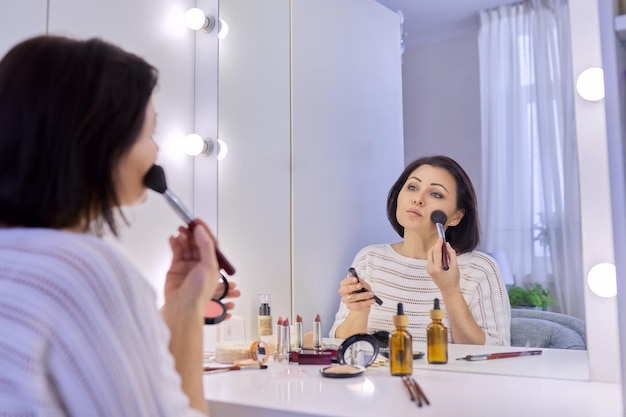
[330,156,510,346]
[0,36,238,415]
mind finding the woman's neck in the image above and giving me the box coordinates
[392,232,438,260]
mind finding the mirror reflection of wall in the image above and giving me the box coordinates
[217,0,404,343]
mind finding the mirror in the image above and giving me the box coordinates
[337,334,379,368]
[216,0,609,382]
[217,0,404,348]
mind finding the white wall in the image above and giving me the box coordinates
[217,0,404,340]
[0,1,47,55]
[217,0,292,341]
[290,0,405,338]
[401,34,483,237]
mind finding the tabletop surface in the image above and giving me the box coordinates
[203,342,622,417]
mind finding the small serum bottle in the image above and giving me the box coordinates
[389,302,413,376]
[257,294,272,338]
[427,298,448,364]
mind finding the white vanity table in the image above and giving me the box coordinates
[203,342,621,416]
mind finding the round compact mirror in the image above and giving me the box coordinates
[336,333,379,368]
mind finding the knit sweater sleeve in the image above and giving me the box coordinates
[0,229,205,417]
[461,251,512,346]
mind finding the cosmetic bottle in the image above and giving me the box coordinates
[257,294,272,338]
[427,298,448,364]
[389,302,413,376]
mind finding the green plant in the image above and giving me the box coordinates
[507,283,557,310]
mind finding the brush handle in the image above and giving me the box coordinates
[435,223,449,271]
[189,219,236,275]
[164,190,194,223]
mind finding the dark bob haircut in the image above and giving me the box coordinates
[386,155,480,254]
[0,35,158,235]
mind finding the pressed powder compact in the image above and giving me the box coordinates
[319,333,379,378]
[320,364,365,378]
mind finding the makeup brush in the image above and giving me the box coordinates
[143,164,235,275]
[430,210,449,271]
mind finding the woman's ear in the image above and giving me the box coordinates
[449,209,465,226]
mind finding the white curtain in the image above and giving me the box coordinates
[478,0,584,319]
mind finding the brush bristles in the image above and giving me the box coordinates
[143,164,168,194]
[430,210,447,225]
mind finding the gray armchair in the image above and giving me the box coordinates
[510,309,586,350]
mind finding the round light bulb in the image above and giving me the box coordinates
[216,139,228,160]
[587,262,617,298]
[576,67,605,102]
[183,133,206,156]
[185,8,207,31]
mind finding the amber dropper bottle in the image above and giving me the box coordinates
[427,298,448,364]
[390,302,413,376]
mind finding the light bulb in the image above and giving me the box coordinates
[183,133,206,156]
[576,67,605,102]
[185,8,207,31]
[587,262,617,298]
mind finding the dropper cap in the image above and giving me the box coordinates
[393,302,409,327]
[430,298,444,320]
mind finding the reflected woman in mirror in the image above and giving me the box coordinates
[0,36,239,415]
[330,155,510,346]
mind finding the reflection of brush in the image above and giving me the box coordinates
[143,164,235,275]
[430,210,449,271]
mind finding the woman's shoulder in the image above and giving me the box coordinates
[355,243,392,256]
[458,250,502,279]
[0,227,147,298]
[353,243,428,269]
[354,243,404,261]
[458,249,494,263]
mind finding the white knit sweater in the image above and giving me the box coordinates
[0,228,204,417]
[329,244,511,346]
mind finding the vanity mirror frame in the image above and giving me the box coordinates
[200,0,620,386]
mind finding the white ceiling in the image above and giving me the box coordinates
[375,0,520,47]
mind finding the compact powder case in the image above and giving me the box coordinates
[320,364,365,378]
[319,333,379,378]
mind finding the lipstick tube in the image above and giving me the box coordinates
[280,318,291,362]
[313,314,322,350]
[295,314,303,351]
[275,317,283,360]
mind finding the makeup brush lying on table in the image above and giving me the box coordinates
[143,164,235,276]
